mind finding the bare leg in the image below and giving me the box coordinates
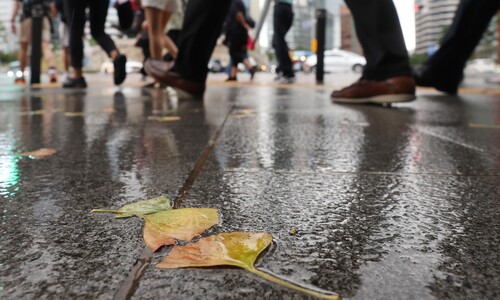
[145,7,165,59]
[109,49,119,61]
[19,42,29,72]
[242,59,253,70]
[230,66,238,78]
[41,41,56,68]
[63,47,70,73]
[73,67,83,79]
[160,11,178,58]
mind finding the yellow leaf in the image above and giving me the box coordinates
[19,148,56,159]
[233,109,256,118]
[65,112,86,117]
[143,208,219,252]
[103,107,116,113]
[157,232,339,299]
[157,232,271,269]
[148,116,181,122]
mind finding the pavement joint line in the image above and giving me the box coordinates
[418,127,489,153]
[172,106,233,209]
[469,123,500,129]
[112,248,153,300]
[112,105,234,300]
[217,169,500,177]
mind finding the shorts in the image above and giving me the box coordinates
[20,17,51,43]
[58,22,69,48]
[229,46,246,65]
[142,0,178,12]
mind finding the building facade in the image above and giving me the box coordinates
[0,1,17,53]
[339,4,362,55]
[415,0,459,54]
[255,0,343,51]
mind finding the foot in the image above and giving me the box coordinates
[413,64,462,94]
[142,81,168,89]
[113,54,127,85]
[276,75,296,84]
[331,76,416,104]
[15,76,26,85]
[225,76,237,82]
[63,77,87,88]
[145,59,205,97]
[249,66,257,80]
[48,67,57,83]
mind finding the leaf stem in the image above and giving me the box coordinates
[247,267,339,300]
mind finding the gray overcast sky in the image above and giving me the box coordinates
[394,0,416,51]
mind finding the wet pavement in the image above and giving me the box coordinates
[1,77,499,300]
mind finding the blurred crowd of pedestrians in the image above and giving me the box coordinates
[9,0,500,105]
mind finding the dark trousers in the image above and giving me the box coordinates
[273,3,294,77]
[64,0,117,68]
[345,0,411,80]
[173,0,232,83]
[425,0,500,79]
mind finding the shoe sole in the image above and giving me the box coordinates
[145,60,204,98]
[332,94,416,104]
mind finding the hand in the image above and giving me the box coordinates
[10,21,16,34]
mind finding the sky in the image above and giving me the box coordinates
[394,0,417,51]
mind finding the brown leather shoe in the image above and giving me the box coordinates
[145,59,205,97]
[331,76,416,104]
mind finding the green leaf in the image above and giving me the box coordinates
[157,232,339,299]
[91,195,172,218]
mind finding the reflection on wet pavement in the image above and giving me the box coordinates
[0,86,499,299]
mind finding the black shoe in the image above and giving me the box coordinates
[250,66,257,80]
[113,54,127,85]
[413,64,463,95]
[225,76,237,82]
[63,77,87,88]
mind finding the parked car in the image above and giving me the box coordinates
[100,60,143,74]
[208,59,224,73]
[303,49,366,73]
[465,58,497,73]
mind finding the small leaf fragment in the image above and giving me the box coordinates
[233,109,256,118]
[65,112,86,117]
[19,148,56,159]
[91,195,172,218]
[289,227,298,236]
[158,232,339,299]
[103,107,116,113]
[148,116,181,122]
[143,208,219,252]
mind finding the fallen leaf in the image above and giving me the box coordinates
[148,116,181,122]
[19,110,45,116]
[103,107,116,113]
[233,109,256,118]
[469,123,500,129]
[143,208,219,252]
[65,112,86,117]
[289,227,298,236]
[91,195,172,218]
[157,232,271,269]
[19,148,56,159]
[157,232,338,299]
